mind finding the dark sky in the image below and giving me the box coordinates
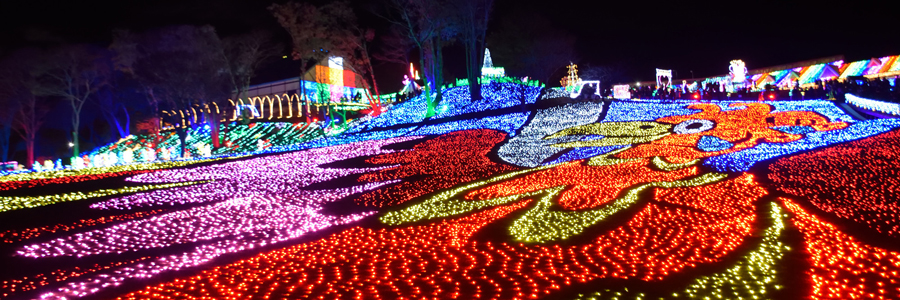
[2,0,898,85]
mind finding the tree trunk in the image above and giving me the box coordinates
[434,38,444,106]
[72,129,79,158]
[419,45,435,118]
[466,36,481,101]
[26,134,35,169]
[208,111,221,148]
[299,59,310,124]
[0,125,10,162]
[122,105,131,138]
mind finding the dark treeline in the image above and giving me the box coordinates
[0,0,516,169]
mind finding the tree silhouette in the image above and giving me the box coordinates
[31,45,110,158]
[0,49,51,168]
[269,1,334,123]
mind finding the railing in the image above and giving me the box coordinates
[845,93,900,116]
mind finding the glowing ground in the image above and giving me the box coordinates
[2,86,900,300]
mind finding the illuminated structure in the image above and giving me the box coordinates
[623,54,900,91]
[560,63,580,90]
[656,68,672,87]
[613,84,632,99]
[481,48,506,77]
[729,60,748,83]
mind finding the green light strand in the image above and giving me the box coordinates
[0,181,206,213]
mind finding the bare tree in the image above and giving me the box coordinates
[452,0,494,101]
[323,1,384,111]
[112,26,231,149]
[0,59,19,163]
[0,49,51,168]
[96,86,131,139]
[221,30,283,101]
[269,2,333,123]
[32,45,110,158]
[377,0,453,117]
[372,25,413,66]
[111,29,162,135]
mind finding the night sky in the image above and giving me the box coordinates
[2,0,897,86]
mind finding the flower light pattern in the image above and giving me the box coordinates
[497,102,605,167]
[2,91,900,300]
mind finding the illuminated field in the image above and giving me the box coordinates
[1,84,899,300]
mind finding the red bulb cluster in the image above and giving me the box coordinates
[0,256,153,298]
[357,129,520,207]
[783,198,900,299]
[467,158,698,210]
[0,169,154,191]
[115,174,765,300]
[0,210,165,244]
[770,129,900,238]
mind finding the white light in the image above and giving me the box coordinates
[613,85,632,99]
[328,56,343,70]
[656,69,673,87]
[730,60,748,83]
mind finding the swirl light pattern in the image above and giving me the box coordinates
[2,96,899,300]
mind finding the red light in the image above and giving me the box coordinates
[693,94,699,99]
[769,94,775,100]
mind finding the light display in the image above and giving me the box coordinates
[770,128,900,238]
[574,201,790,300]
[498,102,605,167]
[0,181,202,213]
[2,87,900,299]
[846,93,900,116]
[82,122,323,168]
[0,157,227,191]
[656,68,672,87]
[481,48,506,77]
[613,84,631,99]
[783,197,900,300]
[560,63,580,90]
[0,209,165,243]
[729,60,748,83]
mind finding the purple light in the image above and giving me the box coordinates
[24,137,418,299]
